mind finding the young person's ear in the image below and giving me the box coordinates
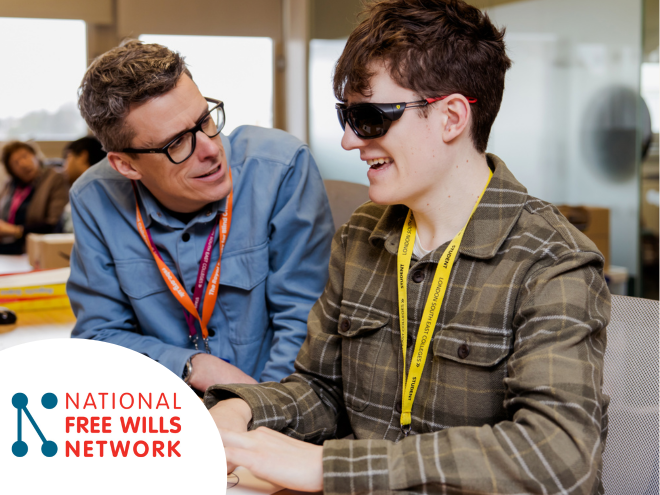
[441,94,471,144]
[107,152,142,181]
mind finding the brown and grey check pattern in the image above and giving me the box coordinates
[206,155,610,495]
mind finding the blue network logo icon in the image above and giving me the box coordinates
[12,392,58,457]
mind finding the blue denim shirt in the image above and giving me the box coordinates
[68,126,334,382]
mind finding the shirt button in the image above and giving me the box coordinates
[457,344,470,359]
[340,318,351,332]
[205,210,212,217]
[182,233,191,242]
[412,270,425,283]
[157,212,162,217]
[208,328,216,337]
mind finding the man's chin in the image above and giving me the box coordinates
[198,180,233,205]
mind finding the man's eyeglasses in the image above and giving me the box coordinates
[123,97,226,164]
[336,95,477,140]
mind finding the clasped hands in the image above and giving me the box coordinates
[209,398,324,492]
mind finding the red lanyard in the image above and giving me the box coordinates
[132,170,233,352]
[8,185,33,224]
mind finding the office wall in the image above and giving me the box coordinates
[117,0,282,39]
[0,0,112,24]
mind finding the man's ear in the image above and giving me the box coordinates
[107,152,142,180]
[441,94,471,145]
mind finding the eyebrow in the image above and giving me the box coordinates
[153,104,210,148]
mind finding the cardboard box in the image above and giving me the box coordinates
[556,205,610,268]
[26,234,75,270]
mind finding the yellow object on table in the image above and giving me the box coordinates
[0,267,71,311]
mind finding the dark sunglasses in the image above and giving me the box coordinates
[336,95,477,140]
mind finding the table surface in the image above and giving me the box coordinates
[0,254,74,350]
[0,306,75,351]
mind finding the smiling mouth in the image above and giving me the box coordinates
[366,157,393,170]
[195,163,221,178]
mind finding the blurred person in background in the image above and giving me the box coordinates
[60,136,107,232]
[63,135,107,185]
[0,141,69,254]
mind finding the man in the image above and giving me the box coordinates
[206,1,610,494]
[60,136,107,232]
[68,41,334,392]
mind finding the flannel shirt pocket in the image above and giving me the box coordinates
[433,323,512,366]
[425,324,512,427]
[338,306,391,412]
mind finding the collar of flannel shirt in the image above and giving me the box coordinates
[369,154,528,261]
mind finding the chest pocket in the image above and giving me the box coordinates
[337,305,391,412]
[432,323,511,366]
[426,323,512,427]
[216,242,270,345]
[216,241,269,290]
[115,259,170,299]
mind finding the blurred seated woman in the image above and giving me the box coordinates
[0,141,69,254]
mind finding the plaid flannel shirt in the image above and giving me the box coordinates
[206,155,610,495]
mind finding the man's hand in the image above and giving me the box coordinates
[221,427,323,492]
[189,353,257,391]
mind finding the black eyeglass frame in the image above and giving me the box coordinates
[336,95,477,140]
[122,97,225,164]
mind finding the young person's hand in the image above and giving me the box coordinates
[220,427,323,492]
[208,398,254,473]
[209,398,252,434]
[189,353,257,391]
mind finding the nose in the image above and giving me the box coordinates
[195,131,221,161]
[341,125,368,151]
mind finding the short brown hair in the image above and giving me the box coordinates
[78,39,192,152]
[333,0,512,153]
[1,141,42,181]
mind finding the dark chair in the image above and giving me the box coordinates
[323,180,370,232]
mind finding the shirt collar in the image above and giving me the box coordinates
[137,133,233,229]
[370,154,528,260]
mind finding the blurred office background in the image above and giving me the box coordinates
[0,0,657,298]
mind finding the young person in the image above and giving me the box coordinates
[68,40,334,391]
[206,1,610,493]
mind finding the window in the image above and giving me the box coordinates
[0,17,87,141]
[308,39,367,185]
[140,35,273,135]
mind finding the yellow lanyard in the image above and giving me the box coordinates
[397,171,492,435]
